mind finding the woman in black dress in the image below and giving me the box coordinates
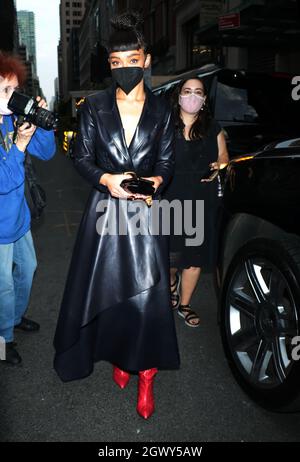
[53,13,180,419]
[164,77,229,327]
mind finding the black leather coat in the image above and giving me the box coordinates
[74,84,174,195]
[53,84,180,382]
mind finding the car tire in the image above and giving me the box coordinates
[220,237,300,412]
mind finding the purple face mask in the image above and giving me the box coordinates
[179,93,205,114]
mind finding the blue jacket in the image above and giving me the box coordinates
[0,116,56,244]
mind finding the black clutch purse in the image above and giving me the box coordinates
[120,173,155,196]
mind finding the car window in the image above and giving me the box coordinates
[215,82,258,122]
[152,88,164,97]
[214,71,299,130]
[273,138,300,149]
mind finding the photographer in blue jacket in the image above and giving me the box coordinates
[0,52,56,365]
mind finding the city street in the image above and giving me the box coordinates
[1,145,300,442]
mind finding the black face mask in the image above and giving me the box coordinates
[111,67,144,94]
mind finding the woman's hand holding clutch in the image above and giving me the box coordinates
[100,173,136,199]
[100,172,162,205]
[142,176,163,193]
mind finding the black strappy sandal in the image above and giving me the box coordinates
[170,272,181,309]
[178,304,200,328]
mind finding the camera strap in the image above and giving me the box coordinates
[0,129,5,151]
[10,115,28,156]
[11,115,18,144]
[0,117,14,153]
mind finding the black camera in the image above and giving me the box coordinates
[7,91,58,131]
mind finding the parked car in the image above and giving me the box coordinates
[153,65,299,158]
[218,137,300,411]
[63,130,76,158]
[61,98,85,157]
[63,130,77,159]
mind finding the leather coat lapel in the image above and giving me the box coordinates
[128,87,160,157]
[95,84,160,164]
[95,84,131,163]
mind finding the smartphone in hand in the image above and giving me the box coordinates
[200,167,219,181]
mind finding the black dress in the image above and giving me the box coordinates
[163,119,222,270]
[53,85,180,382]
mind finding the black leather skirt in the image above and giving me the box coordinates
[53,189,180,382]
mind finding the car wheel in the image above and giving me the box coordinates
[221,238,300,411]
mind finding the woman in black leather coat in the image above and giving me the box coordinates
[53,12,180,419]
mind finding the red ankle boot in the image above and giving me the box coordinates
[137,368,158,419]
[113,366,130,389]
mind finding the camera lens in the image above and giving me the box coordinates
[31,107,58,130]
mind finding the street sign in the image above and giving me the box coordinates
[218,13,240,30]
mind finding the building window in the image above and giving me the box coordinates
[66,2,70,6]
[66,28,70,34]
[66,20,70,25]
[66,11,70,16]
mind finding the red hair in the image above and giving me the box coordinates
[0,52,27,86]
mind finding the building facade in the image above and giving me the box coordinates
[78,0,113,90]
[0,0,17,52]
[59,0,88,101]
[15,8,43,97]
[17,10,37,76]
[60,0,300,98]
[195,0,300,74]
[118,0,300,79]
[17,43,43,97]
[115,0,222,79]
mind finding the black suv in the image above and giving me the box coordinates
[218,138,300,412]
[153,65,299,158]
